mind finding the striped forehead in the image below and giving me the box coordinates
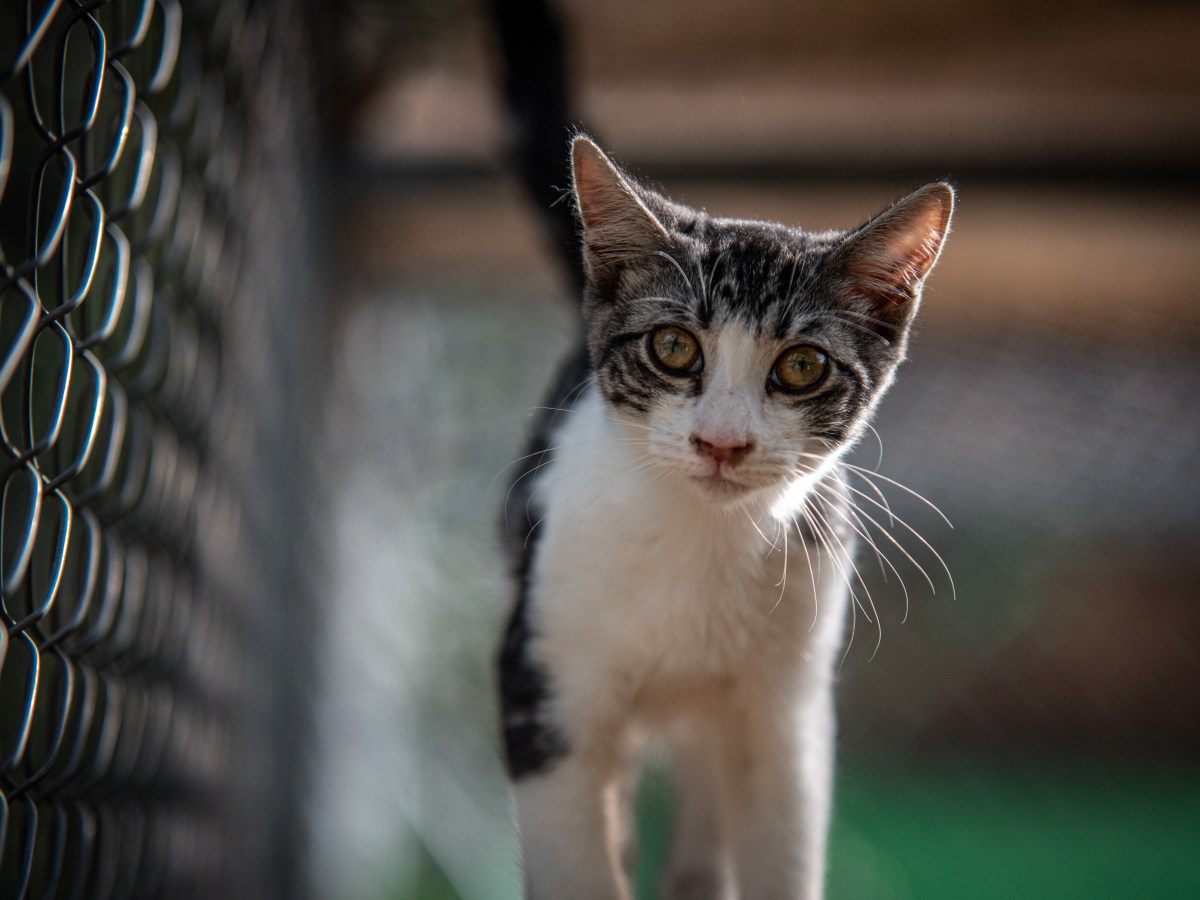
[675,228,828,332]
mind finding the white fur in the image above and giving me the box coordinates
[513,337,852,900]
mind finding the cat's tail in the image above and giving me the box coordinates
[490,0,589,298]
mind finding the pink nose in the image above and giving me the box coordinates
[690,434,753,465]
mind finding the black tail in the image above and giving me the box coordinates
[490,0,588,297]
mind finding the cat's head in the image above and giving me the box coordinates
[570,136,953,510]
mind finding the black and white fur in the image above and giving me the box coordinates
[498,137,953,900]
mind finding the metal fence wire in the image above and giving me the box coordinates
[0,1,322,897]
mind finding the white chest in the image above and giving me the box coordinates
[527,393,840,685]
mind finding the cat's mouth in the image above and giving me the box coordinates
[688,471,756,498]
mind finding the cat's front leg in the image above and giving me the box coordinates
[512,725,634,900]
[717,680,837,900]
[660,717,732,900]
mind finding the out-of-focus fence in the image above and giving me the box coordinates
[1,2,322,897]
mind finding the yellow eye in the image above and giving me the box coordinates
[650,326,701,373]
[773,345,829,392]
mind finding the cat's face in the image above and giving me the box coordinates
[571,138,953,510]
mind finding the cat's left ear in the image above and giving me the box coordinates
[571,136,669,280]
[834,182,954,319]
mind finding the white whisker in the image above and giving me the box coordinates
[703,249,729,319]
[836,308,903,332]
[499,435,659,515]
[559,374,600,408]
[524,452,663,548]
[651,250,702,305]
[819,474,949,600]
[837,461,954,530]
[821,314,891,346]
[804,496,869,624]
[769,520,789,614]
[811,479,913,626]
[632,295,695,318]
[553,453,664,528]
[791,512,822,633]
[808,493,882,663]
[745,508,783,554]
[863,423,885,474]
[784,254,802,307]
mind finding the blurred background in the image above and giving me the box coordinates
[2,0,1197,898]
[312,1,1200,898]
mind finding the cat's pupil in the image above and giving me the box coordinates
[651,326,700,372]
[774,346,828,392]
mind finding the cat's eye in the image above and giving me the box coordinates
[649,326,701,373]
[772,345,829,393]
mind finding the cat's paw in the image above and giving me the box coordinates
[660,867,725,900]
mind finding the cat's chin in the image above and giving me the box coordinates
[686,472,766,503]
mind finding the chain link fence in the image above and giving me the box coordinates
[1,1,322,897]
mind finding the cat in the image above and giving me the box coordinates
[497,135,953,900]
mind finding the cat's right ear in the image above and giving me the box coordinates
[832,182,955,324]
[571,137,668,278]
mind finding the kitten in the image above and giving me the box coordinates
[498,136,953,900]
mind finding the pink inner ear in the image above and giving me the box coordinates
[847,194,951,305]
[571,141,667,266]
[572,144,624,232]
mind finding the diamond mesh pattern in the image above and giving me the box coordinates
[1,2,320,897]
